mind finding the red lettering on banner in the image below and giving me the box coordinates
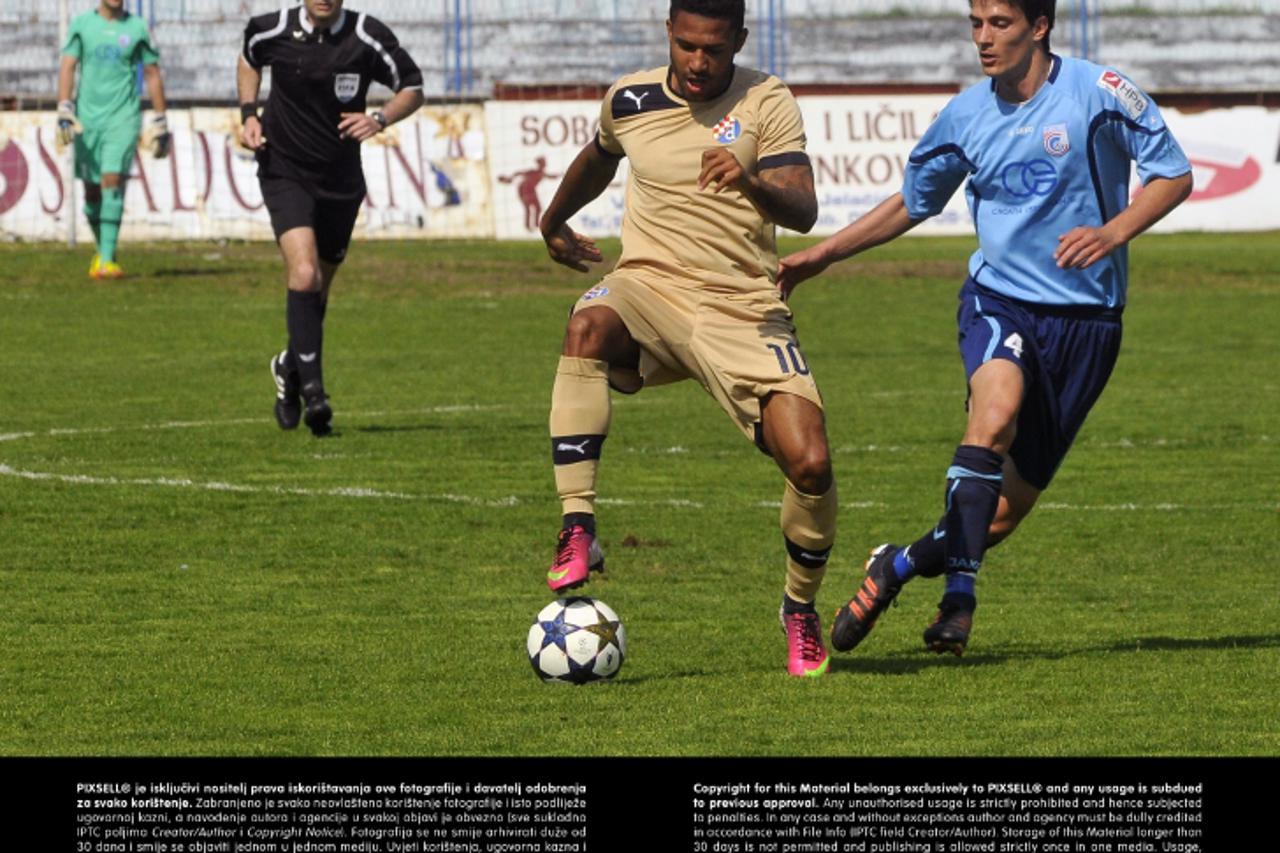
[813,153,905,186]
[0,138,31,215]
[36,128,64,214]
[223,141,263,211]
[196,131,213,202]
[169,144,194,212]
[822,106,924,143]
[130,152,159,213]
[520,114,599,147]
[520,115,540,147]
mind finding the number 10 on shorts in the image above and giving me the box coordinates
[767,342,810,375]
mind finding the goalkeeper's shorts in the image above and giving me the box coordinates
[74,119,141,184]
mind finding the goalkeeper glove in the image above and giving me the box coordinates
[147,114,171,159]
[55,100,82,150]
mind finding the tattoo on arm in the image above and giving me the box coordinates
[752,163,818,233]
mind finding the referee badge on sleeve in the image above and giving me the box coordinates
[334,74,361,103]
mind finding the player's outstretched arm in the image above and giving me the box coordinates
[538,141,618,273]
[777,192,918,300]
[1054,172,1193,269]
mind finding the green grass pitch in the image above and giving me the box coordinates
[0,232,1275,756]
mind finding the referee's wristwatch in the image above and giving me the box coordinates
[371,110,388,130]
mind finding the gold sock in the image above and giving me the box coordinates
[780,478,838,604]
[550,357,611,516]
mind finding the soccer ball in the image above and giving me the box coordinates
[527,597,626,684]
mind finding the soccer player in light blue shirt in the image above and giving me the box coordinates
[778,0,1192,656]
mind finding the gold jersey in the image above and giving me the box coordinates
[597,65,809,293]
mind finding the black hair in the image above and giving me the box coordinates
[669,0,746,32]
[974,0,1055,52]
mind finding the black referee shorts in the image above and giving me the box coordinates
[260,175,364,265]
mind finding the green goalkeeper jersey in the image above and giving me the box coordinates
[61,9,159,129]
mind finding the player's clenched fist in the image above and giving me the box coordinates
[55,100,82,148]
[698,147,746,193]
[239,114,265,151]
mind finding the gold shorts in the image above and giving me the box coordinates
[571,271,824,442]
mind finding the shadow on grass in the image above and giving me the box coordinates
[350,424,450,434]
[151,266,257,278]
[828,633,1280,676]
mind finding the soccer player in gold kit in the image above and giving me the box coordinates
[539,0,836,676]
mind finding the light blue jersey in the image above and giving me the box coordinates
[903,55,1190,308]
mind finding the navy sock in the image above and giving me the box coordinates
[563,512,596,536]
[781,594,816,615]
[287,290,325,393]
[896,536,946,580]
[941,445,1003,599]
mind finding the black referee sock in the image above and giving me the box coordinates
[287,290,325,394]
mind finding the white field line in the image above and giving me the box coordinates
[2,415,1274,512]
[1036,501,1279,512]
[2,462,1273,512]
[0,404,510,443]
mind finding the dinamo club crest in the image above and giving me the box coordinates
[333,73,361,103]
[712,114,741,145]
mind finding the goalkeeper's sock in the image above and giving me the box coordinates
[83,196,102,245]
[98,187,124,263]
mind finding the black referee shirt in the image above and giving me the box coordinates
[243,5,423,196]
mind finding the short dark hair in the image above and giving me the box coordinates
[669,0,746,32]
[976,0,1055,52]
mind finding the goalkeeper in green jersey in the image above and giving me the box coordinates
[57,0,169,280]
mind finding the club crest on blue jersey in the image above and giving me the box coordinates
[334,73,360,103]
[712,114,741,144]
[581,285,609,302]
[1042,124,1070,157]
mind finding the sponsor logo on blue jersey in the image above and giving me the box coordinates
[1042,124,1070,157]
[712,114,741,145]
[1097,70,1148,120]
[1000,159,1059,198]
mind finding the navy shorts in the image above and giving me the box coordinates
[259,175,364,265]
[956,277,1123,490]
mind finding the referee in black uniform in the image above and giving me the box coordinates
[239,0,424,436]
